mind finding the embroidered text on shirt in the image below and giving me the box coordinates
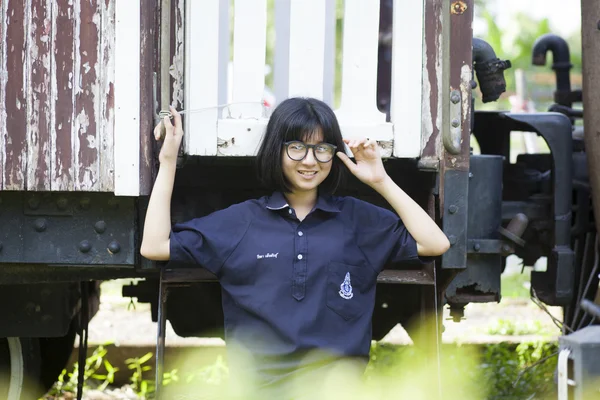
[257,253,279,259]
[339,272,354,299]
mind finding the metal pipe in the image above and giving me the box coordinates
[532,33,573,107]
[472,38,511,103]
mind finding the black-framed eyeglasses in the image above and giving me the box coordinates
[284,141,337,163]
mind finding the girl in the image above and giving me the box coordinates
[141,97,450,398]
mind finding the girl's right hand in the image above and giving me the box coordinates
[154,105,183,165]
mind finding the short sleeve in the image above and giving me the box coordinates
[169,203,252,276]
[352,199,433,271]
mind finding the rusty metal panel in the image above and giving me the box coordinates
[420,0,443,163]
[139,0,158,196]
[0,0,117,192]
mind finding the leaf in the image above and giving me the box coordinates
[138,352,154,365]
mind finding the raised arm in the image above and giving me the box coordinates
[337,138,450,256]
[140,107,183,260]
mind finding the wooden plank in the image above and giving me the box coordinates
[229,0,267,118]
[3,0,28,190]
[26,0,53,191]
[139,0,155,195]
[171,0,185,109]
[420,0,444,161]
[73,0,102,190]
[183,0,224,155]
[99,0,115,192]
[0,0,6,189]
[390,0,424,158]
[287,0,326,99]
[51,0,75,190]
[113,0,140,195]
[335,0,390,144]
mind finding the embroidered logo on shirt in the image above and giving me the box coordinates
[257,253,278,259]
[339,272,354,299]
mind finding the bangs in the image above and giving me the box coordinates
[283,106,337,145]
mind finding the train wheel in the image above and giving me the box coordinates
[0,337,43,400]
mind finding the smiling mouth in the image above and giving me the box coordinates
[298,171,317,176]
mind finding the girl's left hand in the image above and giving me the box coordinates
[336,138,389,188]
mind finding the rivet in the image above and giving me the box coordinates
[80,198,91,210]
[28,197,40,210]
[469,172,474,179]
[471,80,478,89]
[34,218,47,232]
[451,119,460,128]
[448,235,457,245]
[57,197,68,210]
[108,241,121,254]
[94,221,107,234]
[473,243,480,252]
[502,244,511,253]
[79,240,92,253]
[450,93,460,104]
[448,205,458,214]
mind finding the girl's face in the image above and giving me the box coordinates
[282,130,333,194]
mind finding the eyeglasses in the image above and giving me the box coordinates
[284,141,337,163]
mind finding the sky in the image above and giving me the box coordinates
[473,0,582,37]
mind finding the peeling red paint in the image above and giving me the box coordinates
[27,0,53,190]
[4,0,28,190]
[1,0,117,192]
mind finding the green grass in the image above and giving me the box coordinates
[501,270,531,299]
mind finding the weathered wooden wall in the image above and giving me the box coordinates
[0,0,115,191]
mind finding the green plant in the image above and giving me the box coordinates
[45,343,119,397]
[487,318,550,336]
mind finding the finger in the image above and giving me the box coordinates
[163,115,173,132]
[336,152,358,173]
[170,105,182,128]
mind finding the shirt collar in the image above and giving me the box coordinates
[265,191,341,214]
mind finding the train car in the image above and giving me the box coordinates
[0,0,598,398]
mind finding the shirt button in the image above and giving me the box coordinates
[288,209,293,214]
[298,231,303,237]
[297,254,303,260]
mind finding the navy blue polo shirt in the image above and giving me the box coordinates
[169,191,425,386]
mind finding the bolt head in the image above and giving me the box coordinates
[108,240,121,254]
[451,118,460,128]
[34,218,47,232]
[448,205,458,214]
[79,240,92,253]
[448,235,457,245]
[473,243,481,252]
[451,93,460,104]
[94,221,107,234]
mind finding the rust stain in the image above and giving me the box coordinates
[74,0,100,190]
[139,1,157,195]
[4,0,28,190]
[422,0,443,158]
[451,1,467,15]
[27,0,53,190]
[52,0,75,190]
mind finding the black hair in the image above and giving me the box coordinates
[256,97,346,194]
